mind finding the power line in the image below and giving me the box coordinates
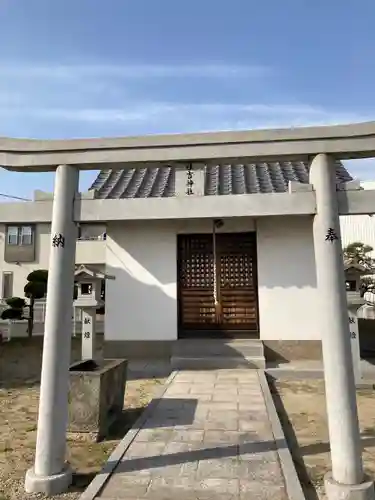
[0,193,32,201]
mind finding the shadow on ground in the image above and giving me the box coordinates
[112,438,282,475]
[70,471,97,492]
[300,435,375,456]
[104,398,198,441]
[105,407,144,440]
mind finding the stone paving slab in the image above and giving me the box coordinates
[97,370,288,500]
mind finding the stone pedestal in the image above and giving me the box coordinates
[25,466,72,497]
[325,472,375,500]
[67,358,127,441]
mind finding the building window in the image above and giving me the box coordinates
[20,226,33,245]
[2,272,13,298]
[7,226,19,245]
[6,225,34,246]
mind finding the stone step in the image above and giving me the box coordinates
[171,355,265,370]
[171,339,265,370]
[172,339,264,358]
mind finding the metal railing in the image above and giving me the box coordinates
[77,233,106,241]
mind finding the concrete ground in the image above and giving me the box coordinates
[94,370,288,500]
[266,358,375,382]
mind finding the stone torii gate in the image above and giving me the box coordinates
[1,122,375,500]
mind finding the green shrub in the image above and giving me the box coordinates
[24,269,48,337]
[1,296,25,321]
[5,297,26,309]
[1,308,23,320]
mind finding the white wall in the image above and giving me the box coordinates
[105,218,256,342]
[257,216,320,340]
[105,221,178,341]
[1,216,322,342]
[106,216,319,343]
[76,240,106,264]
[0,223,106,298]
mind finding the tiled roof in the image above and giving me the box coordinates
[90,161,352,199]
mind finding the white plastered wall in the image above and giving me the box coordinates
[105,221,178,341]
[256,216,320,340]
[105,218,256,341]
[0,216,321,341]
[106,216,320,342]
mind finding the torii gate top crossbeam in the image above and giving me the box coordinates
[1,121,375,172]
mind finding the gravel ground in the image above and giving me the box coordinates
[0,336,168,500]
[271,379,375,500]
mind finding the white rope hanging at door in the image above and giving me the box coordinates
[212,220,218,304]
[212,219,223,319]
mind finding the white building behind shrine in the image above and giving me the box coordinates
[0,160,375,361]
[3,194,375,304]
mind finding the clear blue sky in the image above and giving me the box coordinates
[0,0,374,199]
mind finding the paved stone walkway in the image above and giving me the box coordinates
[97,370,287,500]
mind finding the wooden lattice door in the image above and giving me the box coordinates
[177,232,259,336]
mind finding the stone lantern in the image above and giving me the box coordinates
[344,259,369,384]
[73,265,112,360]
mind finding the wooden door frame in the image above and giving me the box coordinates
[176,231,260,339]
